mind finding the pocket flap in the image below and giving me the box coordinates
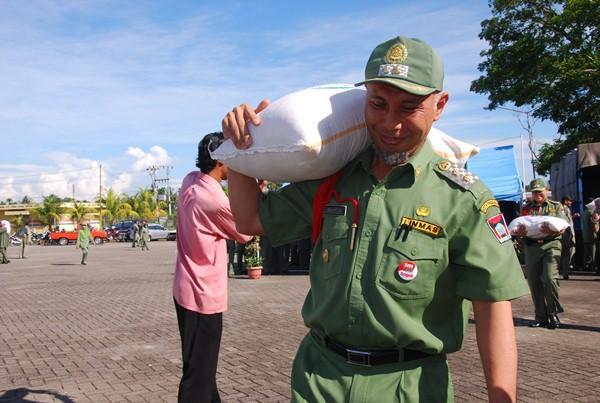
[385,230,442,261]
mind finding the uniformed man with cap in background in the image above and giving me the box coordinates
[222,35,529,402]
[0,221,10,264]
[581,198,600,272]
[76,222,92,265]
[559,196,576,279]
[515,178,566,329]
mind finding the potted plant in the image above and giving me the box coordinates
[244,237,263,279]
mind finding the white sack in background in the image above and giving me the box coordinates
[508,216,570,239]
[1,220,10,234]
[212,84,479,182]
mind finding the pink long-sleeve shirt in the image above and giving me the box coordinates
[173,171,252,314]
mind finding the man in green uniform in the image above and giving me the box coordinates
[222,36,529,402]
[18,222,32,259]
[515,179,566,329]
[0,221,10,264]
[139,222,150,251]
[131,221,140,247]
[581,198,599,272]
[76,223,92,265]
[559,196,576,279]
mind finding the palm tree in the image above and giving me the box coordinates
[69,202,95,225]
[131,189,167,222]
[34,194,65,231]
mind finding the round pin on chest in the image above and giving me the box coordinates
[397,260,418,281]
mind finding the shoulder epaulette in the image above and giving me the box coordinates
[434,159,479,191]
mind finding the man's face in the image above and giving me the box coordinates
[364,82,448,155]
[564,199,572,208]
[532,189,547,203]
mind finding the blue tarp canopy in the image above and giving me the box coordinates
[467,145,523,203]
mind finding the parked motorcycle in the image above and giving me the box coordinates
[10,235,22,247]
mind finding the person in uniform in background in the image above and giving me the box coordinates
[76,223,92,265]
[139,222,150,251]
[559,196,576,279]
[18,221,32,259]
[0,221,10,264]
[515,179,566,329]
[172,132,252,403]
[222,36,529,403]
[581,198,600,272]
[131,221,140,248]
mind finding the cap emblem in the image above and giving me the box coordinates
[386,43,408,63]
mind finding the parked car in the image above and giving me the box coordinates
[146,223,169,241]
[167,229,176,241]
[113,220,134,242]
[49,229,107,245]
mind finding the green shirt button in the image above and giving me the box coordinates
[411,247,418,256]
[356,273,362,280]
[365,230,372,237]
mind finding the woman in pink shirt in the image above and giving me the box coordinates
[173,132,252,403]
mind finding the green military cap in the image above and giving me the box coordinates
[530,178,547,191]
[355,36,444,96]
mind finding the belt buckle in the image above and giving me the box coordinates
[346,349,372,367]
[537,240,544,244]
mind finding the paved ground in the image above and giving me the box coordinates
[0,241,599,402]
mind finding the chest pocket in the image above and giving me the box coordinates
[312,214,349,280]
[376,229,444,299]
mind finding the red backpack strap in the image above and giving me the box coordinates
[312,170,344,243]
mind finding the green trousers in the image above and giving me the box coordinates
[81,247,89,264]
[0,247,8,263]
[583,241,596,270]
[524,240,563,321]
[19,241,26,258]
[291,333,453,403]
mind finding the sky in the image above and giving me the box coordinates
[0,0,560,202]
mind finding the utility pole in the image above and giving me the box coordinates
[99,164,103,229]
[146,165,173,223]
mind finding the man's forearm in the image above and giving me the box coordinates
[227,169,264,235]
[472,300,518,403]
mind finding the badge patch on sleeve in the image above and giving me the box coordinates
[487,213,511,243]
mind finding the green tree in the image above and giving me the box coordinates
[471,0,600,174]
[130,189,167,222]
[34,194,65,231]
[101,188,137,225]
[69,202,95,225]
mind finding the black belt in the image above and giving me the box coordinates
[311,330,439,367]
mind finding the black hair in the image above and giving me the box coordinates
[196,132,224,173]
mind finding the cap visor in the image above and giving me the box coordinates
[355,77,437,96]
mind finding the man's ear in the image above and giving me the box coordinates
[433,92,449,122]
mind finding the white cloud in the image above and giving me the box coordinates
[127,146,171,172]
[0,146,172,201]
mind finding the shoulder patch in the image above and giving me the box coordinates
[480,199,500,214]
[435,160,479,190]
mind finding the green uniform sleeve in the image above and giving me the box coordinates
[258,180,321,247]
[451,187,529,301]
